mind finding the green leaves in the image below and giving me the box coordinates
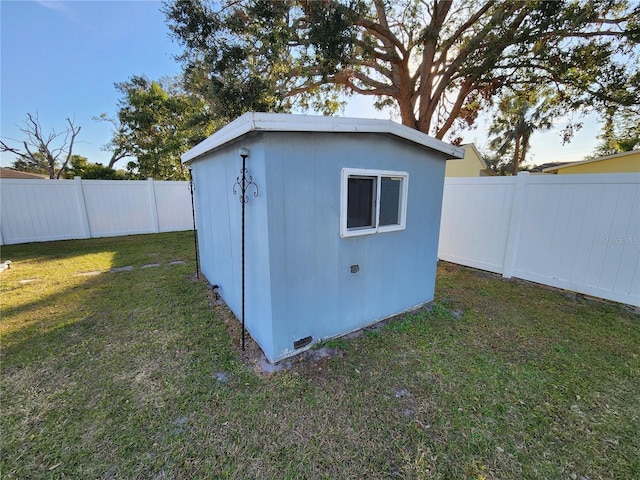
[113,75,216,180]
[593,106,640,156]
[65,155,127,180]
[487,88,556,174]
[161,0,639,145]
[10,152,51,176]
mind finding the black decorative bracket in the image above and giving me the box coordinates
[233,167,259,204]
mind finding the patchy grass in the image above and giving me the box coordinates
[1,233,638,479]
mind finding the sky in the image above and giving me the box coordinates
[1,0,604,170]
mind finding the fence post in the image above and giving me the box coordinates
[147,178,160,233]
[74,176,91,239]
[502,172,529,279]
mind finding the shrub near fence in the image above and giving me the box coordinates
[438,172,640,307]
[0,178,192,245]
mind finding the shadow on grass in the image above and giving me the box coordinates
[1,232,244,479]
[1,232,198,354]
[0,232,221,355]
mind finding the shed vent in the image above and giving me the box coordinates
[293,336,312,349]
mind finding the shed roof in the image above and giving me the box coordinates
[181,112,465,163]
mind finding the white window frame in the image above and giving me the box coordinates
[340,168,409,238]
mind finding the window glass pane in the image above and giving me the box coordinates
[379,177,402,226]
[347,177,375,228]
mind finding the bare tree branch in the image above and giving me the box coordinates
[0,113,81,179]
[93,114,131,168]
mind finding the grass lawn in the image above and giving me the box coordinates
[1,231,638,479]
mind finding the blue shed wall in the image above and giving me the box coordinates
[262,132,446,361]
[191,136,275,355]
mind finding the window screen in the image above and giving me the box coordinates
[379,176,402,226]
[347,177,376,229]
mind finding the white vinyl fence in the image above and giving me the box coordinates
[439,172,640,307]
[3,173,638,306]
[0,178,192,245]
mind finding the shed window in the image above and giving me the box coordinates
[341,168,408,237]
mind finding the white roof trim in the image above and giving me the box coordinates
[181,112,465,163]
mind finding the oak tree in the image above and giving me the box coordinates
[164,0,639,142]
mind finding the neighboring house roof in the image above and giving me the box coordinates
[182,112,465,163]
[541,149,640,174]
[0,168,48,179]
[529,162,566,173]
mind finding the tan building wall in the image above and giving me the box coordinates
[543,150,640,174]
[445,144,492,177]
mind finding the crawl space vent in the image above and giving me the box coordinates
[293,336,312,349]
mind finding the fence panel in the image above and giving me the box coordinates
[0,178,192,245]
[0,179,86,244]
[82,180,156,237]
[438,177,514,274]
[513,174,640,306]
[153,181,193,232]
[439,173,640,307]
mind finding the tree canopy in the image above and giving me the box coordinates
[164,0,640,142]
[9,152,51,177]
[109,75,216,180]
[592,107,640,156]
[65,155,127,180]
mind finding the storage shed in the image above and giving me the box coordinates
[182,112,464,363]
